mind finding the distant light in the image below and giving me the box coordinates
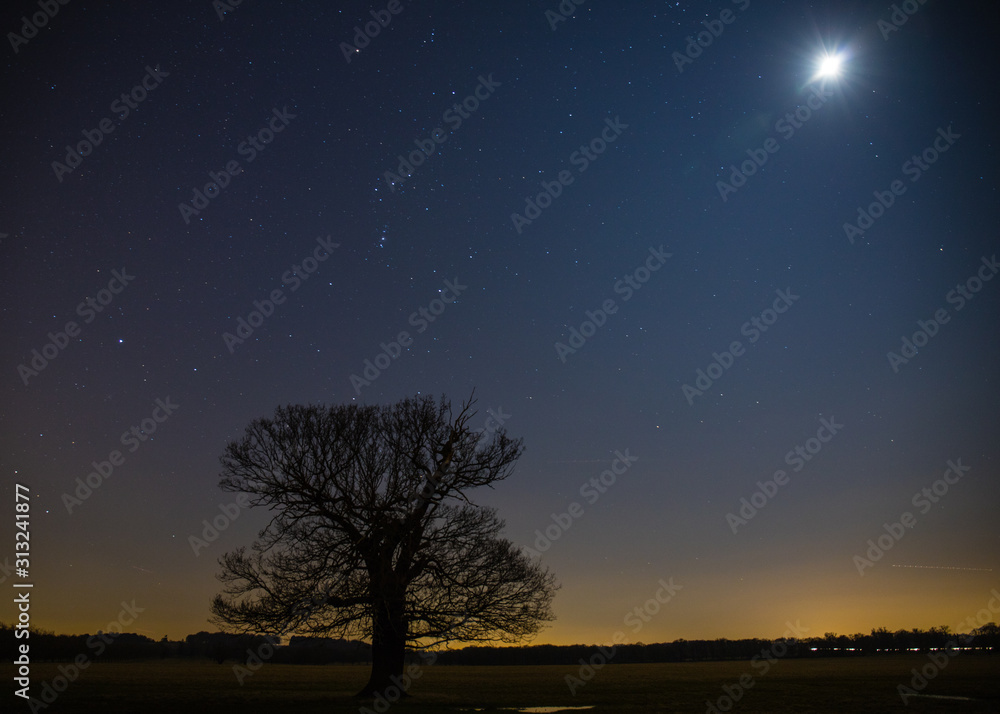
[815,53,844,80]
[820,55,841,76]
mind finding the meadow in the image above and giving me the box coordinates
[5,655,999,713]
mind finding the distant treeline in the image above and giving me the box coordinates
[435,624,999,666]
[1,622,996,665]
[0,626,371,664]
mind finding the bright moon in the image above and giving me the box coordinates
[815,53,843,79]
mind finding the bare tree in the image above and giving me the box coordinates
[209,394,557,696]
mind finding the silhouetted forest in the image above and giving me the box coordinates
[3,622,996,665]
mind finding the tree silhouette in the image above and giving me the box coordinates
[209,394,557,697]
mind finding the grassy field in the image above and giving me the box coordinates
[5,656,998,713]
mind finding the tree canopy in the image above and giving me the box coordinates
[209,394,557,696]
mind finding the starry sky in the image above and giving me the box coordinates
[2,0,998,646]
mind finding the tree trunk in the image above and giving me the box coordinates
[356,599,408,698]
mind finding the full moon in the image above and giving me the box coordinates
[815,53,843,79]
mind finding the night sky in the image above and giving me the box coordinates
[3,0,998,647]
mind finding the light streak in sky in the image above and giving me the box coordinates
[891,565,992,572]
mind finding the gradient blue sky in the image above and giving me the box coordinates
[2,0,998,645]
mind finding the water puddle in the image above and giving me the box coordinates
[912,694,975,701]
